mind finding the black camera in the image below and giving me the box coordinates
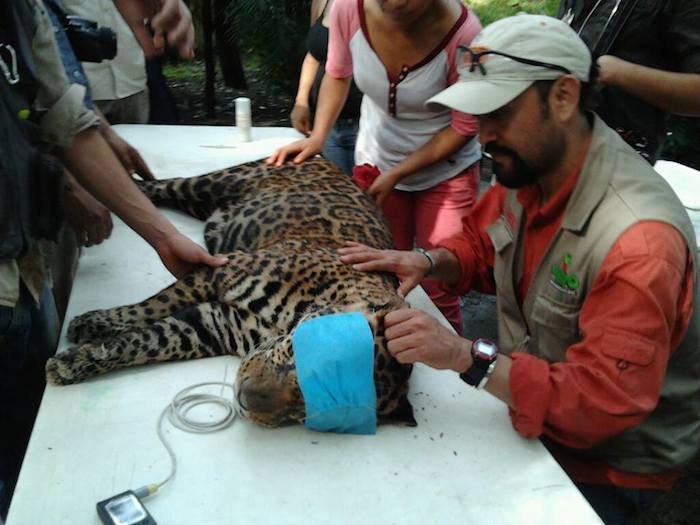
[46,1,117,63]
[64,15,117,63]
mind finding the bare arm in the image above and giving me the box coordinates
[598,55,700,115]
[337,242,463,297]
[368,127,474,205]
[290,53,321,136]
[58,127,226,276]
[114,0,162,59]
[382,308,515,408]
[268,75,351,166]
[95,109,155,180]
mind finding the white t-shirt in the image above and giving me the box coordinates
[63,0,146,101]
[327,0,482,191]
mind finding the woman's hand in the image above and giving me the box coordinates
[266,136,324,167]
[367,170,399,207]
[290,104,312,136]
[337,241,431,297]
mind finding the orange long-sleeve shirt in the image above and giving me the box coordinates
[439,173,694,491]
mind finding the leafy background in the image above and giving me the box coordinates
[171,0,699,169]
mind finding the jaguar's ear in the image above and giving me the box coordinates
[378,393,417,427]
[364,297,407,332]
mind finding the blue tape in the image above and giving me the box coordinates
[293,312,377,435]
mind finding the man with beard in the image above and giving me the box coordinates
[338,15,700,525]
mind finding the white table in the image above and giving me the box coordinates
[654,160,700,249]
[7,126,602,525]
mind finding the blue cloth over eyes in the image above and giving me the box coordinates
[292,312,377,435]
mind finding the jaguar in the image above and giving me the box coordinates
[45,157,416,428]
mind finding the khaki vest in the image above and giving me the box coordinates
[487,115,700,474]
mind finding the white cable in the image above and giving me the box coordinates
[153,369,237,490]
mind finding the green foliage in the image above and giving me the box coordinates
[468,0,558,26]
[163,62,206,82]
[225,0,311,94]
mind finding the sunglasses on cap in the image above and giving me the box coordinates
[457,45,572,77]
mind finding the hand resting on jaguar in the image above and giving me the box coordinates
[45,157,416,428]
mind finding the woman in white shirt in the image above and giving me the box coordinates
[269,0,483,333]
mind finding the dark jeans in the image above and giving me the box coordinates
[576,482,663,525]
[322,118,358,177]
[0,283,59,520]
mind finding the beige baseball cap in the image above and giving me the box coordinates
[427,14,592,115]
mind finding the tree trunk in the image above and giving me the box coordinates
[202,0,216,117]
[214,0,247,89]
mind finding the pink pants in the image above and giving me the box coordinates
[381,163,480,334]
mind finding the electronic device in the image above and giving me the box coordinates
[96,490,158,525]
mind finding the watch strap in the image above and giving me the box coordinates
[459,358,492,387]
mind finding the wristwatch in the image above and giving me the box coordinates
[459,338,499,389]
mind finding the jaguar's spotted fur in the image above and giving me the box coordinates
[46,158,415,428]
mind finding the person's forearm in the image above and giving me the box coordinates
[600,56,700,115]
[447,333,514,407]
[58,127,177,248]
[295,53,320,107]
[95,109,117,142]
[114,0,157,58]
[310,75,351,141]
[386,127,472,183]
[429,247,464,287]
[483,354,514,407]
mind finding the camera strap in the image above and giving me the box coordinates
[44,0,71,30]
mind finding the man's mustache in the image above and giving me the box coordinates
[484,143,519,160]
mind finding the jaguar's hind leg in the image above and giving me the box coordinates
[67,266,222,344]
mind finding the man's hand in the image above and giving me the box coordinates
[337,241,431,297]
[151,0,195,60]
[384,308,472,371]
[62,176,113,247]
[266,136,323,167]
[290,104,312,136]
[153,232,228,278]
[102,129,155,180]
[596,55,625,86]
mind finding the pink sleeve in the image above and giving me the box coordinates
[447,7,482,136]
[326,0,361,79]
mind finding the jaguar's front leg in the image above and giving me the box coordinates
[136,171,230,220]
[48,300,273,385]
[67,266,222,345]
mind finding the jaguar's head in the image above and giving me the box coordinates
[234,333,304,427]
[234,306,416,429]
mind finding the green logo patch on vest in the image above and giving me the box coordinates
[550,253,580,295]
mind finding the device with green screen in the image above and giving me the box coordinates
[96,490,157,525]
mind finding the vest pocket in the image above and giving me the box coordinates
[530,293,580,358]
[486,218,513,254]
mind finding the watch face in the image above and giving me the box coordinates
[473,339,498,360]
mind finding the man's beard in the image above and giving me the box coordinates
[484,143,540,189]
